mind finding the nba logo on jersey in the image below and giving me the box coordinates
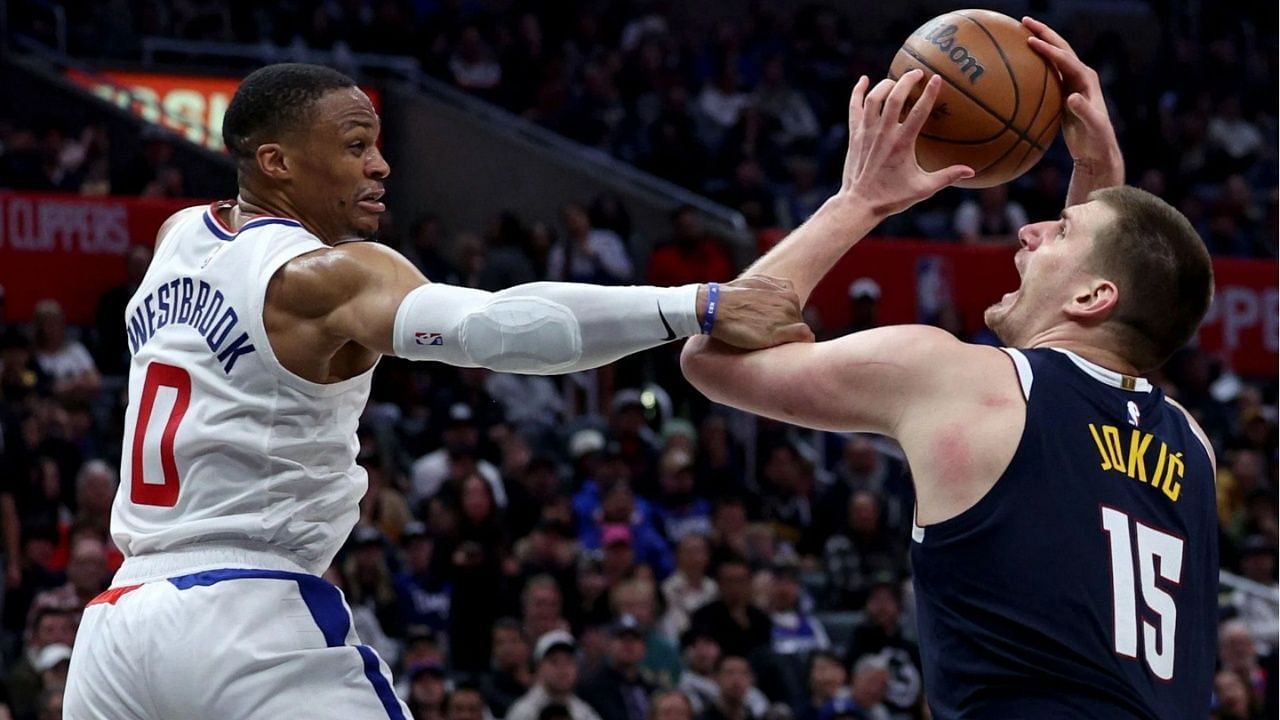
[1127,400,1141,427]
[415,332,444,346]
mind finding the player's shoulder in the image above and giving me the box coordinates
[154,204,209,249]
[270,241,421,317]
[1162,395,1217,471]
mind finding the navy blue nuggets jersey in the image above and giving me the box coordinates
[910,348,1217,719]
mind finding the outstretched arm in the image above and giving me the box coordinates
[1023,16,1124,207]
[745,71,973,305]
[269,241,811,376]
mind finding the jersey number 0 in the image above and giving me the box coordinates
[130,362,192,507]
[1100,506,1185,681]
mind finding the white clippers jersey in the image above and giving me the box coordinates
[112,202,374,576]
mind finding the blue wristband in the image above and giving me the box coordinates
[700,283,719,335]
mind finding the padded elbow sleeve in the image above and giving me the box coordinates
[393,283,582,373]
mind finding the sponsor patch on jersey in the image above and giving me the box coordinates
[415,332,444,346]
[1127,400,1141,428]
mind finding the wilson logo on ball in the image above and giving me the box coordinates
[917,23,986,83]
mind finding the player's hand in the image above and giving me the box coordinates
[840,71,974,217]
[706,276,814,349]
[1023,16,1123,182]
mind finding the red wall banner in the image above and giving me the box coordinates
[808,238,1278,376]
[1,191,1275,376]
[65,69,382,152]
[0,191,198,324]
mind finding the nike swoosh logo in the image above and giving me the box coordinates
[657,302,676,341]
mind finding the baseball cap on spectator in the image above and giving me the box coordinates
[610,389,645,414]
[819,697,868,720]
[570,429,607,459]
[405,625,440,647]
[447,402,475,427]
[661,418,697,445]
[402,521,431,543]
[408,661,447,681]
[1241,535,1278,558]
[352,526,384,548]
[848,278,881,301]
[533,629,577,663]
[610,614,644,638]
[601,523,632,547]
[34,643,72,673]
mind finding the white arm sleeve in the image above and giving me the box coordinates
[392,281,702,375]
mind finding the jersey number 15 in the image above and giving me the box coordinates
[1100,506,1184,681]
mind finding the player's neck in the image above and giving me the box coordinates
[233,189,337,245]
[1023,328,1142,377]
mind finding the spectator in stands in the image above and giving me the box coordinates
[508,631,602,720]
[800,652,848,720]
[653,449,713,544]
[841,580,921,718]
[411,403,506,511]
[767,560,829,656]
[37,683,64,720]
[31,300,100,403]
[523,575,570,643]
[646,207,734,288]
[447,686,491,720]
[822,494,907,609]
[449,473,510,673]
[396,628,449,701]
[578,614,662,720]
[1219,619,1272,715]
[649,691,695,720]
[480,618,534,718]
[843,279,880,336]
[395,522,451,636]
[660,534,718,642]
[1212,669,1253,720]
[610,578,682,686]
[547,203,633,284]
[93,244,151,375]
[358,437,414,544]
[6,606,75,719]
[407,663,450,720]
[691,558,772,659]
[479,212,539,292]
[697,65,750,149]
[1231,536,1279,649]
[698,655,760,720]
[343,526,404,640]
[847,655,891,720]
[449,25,503,98]
[55,459,122,574]
[952,185,1028,244]
[751,56,820,150]
[608,390,662,488]
[774,157,828,229]
[401,214,460,285]
[29,534,107,623]
[757,444,816,552]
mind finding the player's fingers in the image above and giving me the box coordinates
[925,164,975,192]
[847,76,870,132]
[1066,92,1108,129]
[863,78,896,126]
[882,69,923,127]
[1021,16,1074,54]
[775,322,816,345]
[900,75,942,139]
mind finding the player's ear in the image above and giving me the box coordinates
[1064,277,1118,322]
[255,143,289,180]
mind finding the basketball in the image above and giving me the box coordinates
[890,9,1063,189]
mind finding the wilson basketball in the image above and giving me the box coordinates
[890,9,1063,188]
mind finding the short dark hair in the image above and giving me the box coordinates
[222,63,356,161]
[1088,186,1213,372]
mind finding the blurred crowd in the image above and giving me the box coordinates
[10,0,1277,255]
[0,188,1275,720]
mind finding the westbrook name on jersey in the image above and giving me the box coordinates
[910,347,1217,720]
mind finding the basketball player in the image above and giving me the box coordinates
[62,64,809,719]
[681,19,1216,719]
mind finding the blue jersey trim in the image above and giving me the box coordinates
[357,645,408,720]
[168,567,403,718]
[202,212,236,241]
[203,206,303,241]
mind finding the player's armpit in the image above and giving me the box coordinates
[680,324,967,435]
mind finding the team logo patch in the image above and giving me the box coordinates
[415,332,444,346]
[1126,400,1141,428]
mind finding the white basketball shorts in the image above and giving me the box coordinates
[64,568,411,719]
